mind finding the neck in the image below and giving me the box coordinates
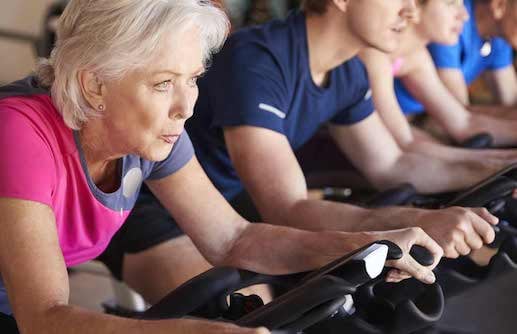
[305,12,362,85]
[475,2,499,38]
[387,23,428,60]
[406,23,430,52]
[78,120,123,186]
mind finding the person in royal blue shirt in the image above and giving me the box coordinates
[185,0,499,263]
[428,0,517,106]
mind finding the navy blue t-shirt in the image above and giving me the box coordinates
[187,11,374,200]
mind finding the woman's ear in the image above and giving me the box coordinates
[331,0,349,13]
[491,0,509,20]
[78,70,105,110]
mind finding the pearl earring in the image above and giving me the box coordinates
[98,104,105,111]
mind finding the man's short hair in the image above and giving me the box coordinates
[300,0,330,14]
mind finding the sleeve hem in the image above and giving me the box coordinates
[146,155,194,180]
[0,192,53,209]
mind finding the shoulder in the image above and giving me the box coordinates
[218,12,305,74]
[341,56,369,82]
[0,95,73,155]
[491,37,512,54]
[0,95,60,130]
[359,48,389,63]
[403,48,434,73]
[359,48,393,72]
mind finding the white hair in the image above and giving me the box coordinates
[37,0,229,129]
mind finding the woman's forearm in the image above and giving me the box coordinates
[258,197,421,233]
[25,304,253,334]
[368,148,500,193]
[468,114,517,147]
[407,138,517,170]
[221,217,440,285]
[220,222,376,275]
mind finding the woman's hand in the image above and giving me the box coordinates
[371,227,443,284]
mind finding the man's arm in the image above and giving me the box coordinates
[0,198,264,334]
[147,155,442,282]
[223,125,372,231]
[222,123,496,259]
[484,66,517,106]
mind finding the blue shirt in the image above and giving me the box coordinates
[0,280,9,315]
[395,0,513,114]
[187,11,375,200]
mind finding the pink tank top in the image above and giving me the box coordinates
[392,58,405,76]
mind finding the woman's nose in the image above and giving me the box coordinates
[459,4,469,22]
[402,0,419,23]
[169,87,194,120]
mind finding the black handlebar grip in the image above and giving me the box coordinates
[378,241,434,267]
[460,133,493,149]
[410,245,435,267]
[377,240,403,260]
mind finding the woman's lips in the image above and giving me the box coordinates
[391,23,407,34]
[452,26,462,34]
[161,134,179,144]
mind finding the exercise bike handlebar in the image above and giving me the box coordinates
[144,242,392,321]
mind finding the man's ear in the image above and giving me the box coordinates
[78,70,105,110]
[491,0,509,20]
[331,0,349,13]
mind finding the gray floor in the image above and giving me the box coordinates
[69,272,114,312]
[428,271,517,334]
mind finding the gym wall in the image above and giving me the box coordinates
[0,0,54,84]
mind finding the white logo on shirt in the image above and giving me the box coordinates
[122,167,143,198]
[480,41,492,57]
[259,103,286,119]
[364,89,372,101]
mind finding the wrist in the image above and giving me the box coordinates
[363,206,423,231]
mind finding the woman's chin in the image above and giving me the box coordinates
[432,36,457,46]
[141,146,174,162]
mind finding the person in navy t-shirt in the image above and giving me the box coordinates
[185,0,498,260]
[428,0,517,106]
[189,10,374,201]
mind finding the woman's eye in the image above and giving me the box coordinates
[445,0,463,6]
[187,76,200,88]
[155,81,172,91]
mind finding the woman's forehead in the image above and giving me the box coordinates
[147,28,205,74]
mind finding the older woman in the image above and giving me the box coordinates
[0,0,443,333]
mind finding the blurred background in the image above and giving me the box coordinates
[0,0,499,102]
[0,0,302,84]
[0,0,56,84]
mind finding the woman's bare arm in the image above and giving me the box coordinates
[0,198,265,334]
[403,49,517,146]
[359,48,416,147]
